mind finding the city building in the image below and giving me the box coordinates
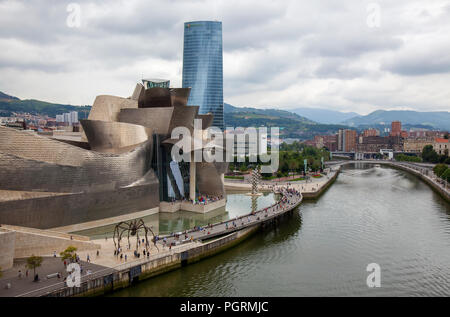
[70,111,78,124]
[391,121,402,136]
[313,135,337,151]
[182,21,224,130]
[403,138,434,154]
[356,136,403,153]
[363,128,379,137]
[338,129,357,152]
[433,137,449,156]
[56,111,79,125]
[226,128,268,158]
[0,82,228,229]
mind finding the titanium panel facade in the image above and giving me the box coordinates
[118,108,174,135]
[80,120,152,153]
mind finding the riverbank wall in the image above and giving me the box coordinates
[33,170,340,297]
[301,167,340,200]
[385,163,450,203]
[331,161,449,203]
[43,225,260,297]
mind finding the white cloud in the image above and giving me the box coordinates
[0,0,449,114]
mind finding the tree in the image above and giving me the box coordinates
[422,145,439,163]
[60,246,78,263]
[239,165,248,173]
[288,160,299,178]
[441,168,450,182]
[433,164,448,177]
[26,255,43,277]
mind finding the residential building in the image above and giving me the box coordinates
[338,129,357,152]
[403,138,433,154]
[433,138,449,156]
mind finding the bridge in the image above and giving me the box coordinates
[158,188,303,246]
[332,150,414,160]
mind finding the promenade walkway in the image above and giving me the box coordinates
[327,160,449,196]
[2,186,303,297]
[157,187,303,247]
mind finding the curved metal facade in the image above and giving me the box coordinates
[0,79,227,229]
[80,120,152,153]
[118,108,174,135]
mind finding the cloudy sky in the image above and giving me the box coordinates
[0,0,449,114]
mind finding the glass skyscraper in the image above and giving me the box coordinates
[182,21,224,130]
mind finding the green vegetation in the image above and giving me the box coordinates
[224,103,348,140]
[422,145,450,164]
[0,91,91,119]
[433,164,450,182]
[433,164,448,177]
[291,177,306,181]
[441,168,450,182]
[224,175,244,180]
[60,246,78,262]
[26,255,43,277]
[0,267,2,279]
[395,154,422,163]
[229,143,329,179]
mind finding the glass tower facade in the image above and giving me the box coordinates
[182,21,224,130]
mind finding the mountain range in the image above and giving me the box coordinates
[341,110,450,131]
[0,91,91,119]
[1,90,448,136]
[289,107,360,124]
[224,103,347,139]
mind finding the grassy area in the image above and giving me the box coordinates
[290,177,306,181]
[224,175,245,180]
[312,175,323,178]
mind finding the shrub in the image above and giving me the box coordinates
[441,168,450,182]
[433,164,448,177]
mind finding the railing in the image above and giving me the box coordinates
[15,188,304,297]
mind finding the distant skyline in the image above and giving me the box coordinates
[1,0,450,115]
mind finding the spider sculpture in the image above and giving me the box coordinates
[113,219,158,252]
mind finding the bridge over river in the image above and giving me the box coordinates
[156,188,303,247]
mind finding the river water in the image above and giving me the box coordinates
[111,163,450,296]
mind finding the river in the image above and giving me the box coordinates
[111,163,450,296]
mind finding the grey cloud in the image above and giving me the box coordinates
[0,0,449,113]
[383,51,450,76]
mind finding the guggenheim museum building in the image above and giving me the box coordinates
[0,81,228,229]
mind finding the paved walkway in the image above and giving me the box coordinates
[156,187,303,247]
[0,257,112,297]
[72,186,305,270]
[327,160,449,195]
[225,168,339,195]
[2,174,329,297]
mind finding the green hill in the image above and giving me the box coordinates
[0,91,91,119]
[342,110,450,131]
[224,103,348,139]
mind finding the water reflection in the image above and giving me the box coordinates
[111,163,450,297]
[74,191,277,239]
